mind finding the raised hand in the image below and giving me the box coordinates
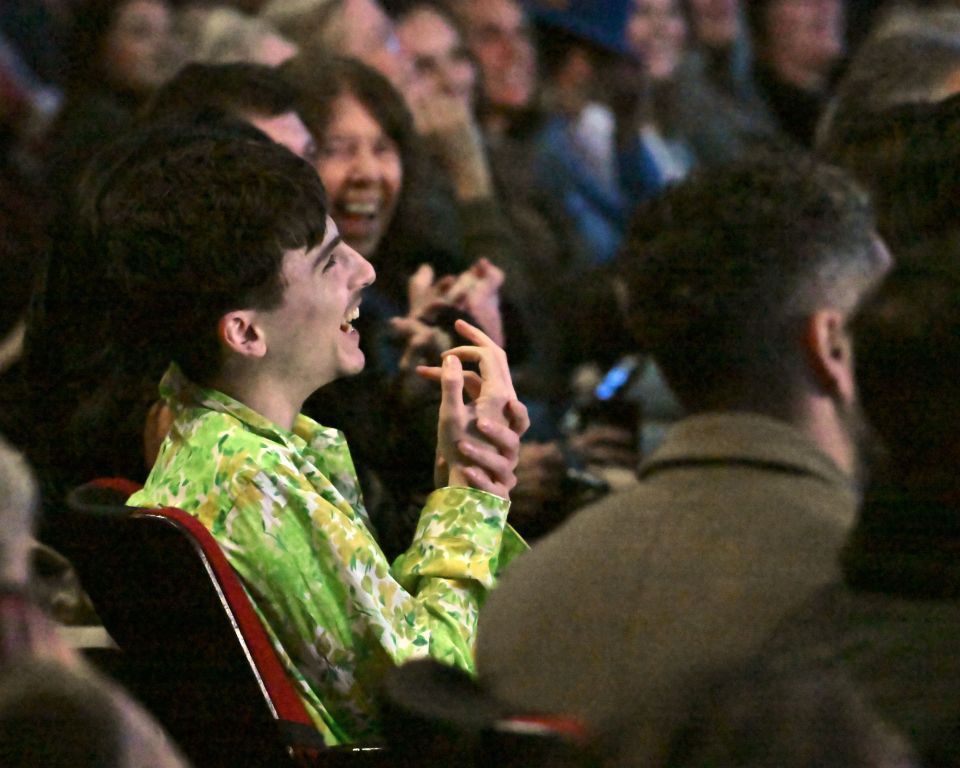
[418,319,528,498]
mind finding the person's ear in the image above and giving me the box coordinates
[218,310,267,359]
[805,309,855,404]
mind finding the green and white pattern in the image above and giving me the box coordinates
[129,364,526,744]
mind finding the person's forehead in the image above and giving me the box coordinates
[325,94,386,137]
[281,217,340,276]
[402,7,458,41]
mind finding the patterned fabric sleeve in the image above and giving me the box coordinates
[214,469,511,741]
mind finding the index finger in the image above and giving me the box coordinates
[450,318,497,349]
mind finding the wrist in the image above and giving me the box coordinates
[446,464,471,488]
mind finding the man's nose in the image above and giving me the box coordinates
[353,251,376,288]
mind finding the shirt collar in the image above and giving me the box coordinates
[158,363,339,451]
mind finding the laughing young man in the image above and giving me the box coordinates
[100,127,527,744]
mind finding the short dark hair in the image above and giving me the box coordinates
[95,124,327,383]
[852,255,960,476]
[622,153,881,413]
[143,62,301,122]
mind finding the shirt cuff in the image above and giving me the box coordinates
[393,486,510,591]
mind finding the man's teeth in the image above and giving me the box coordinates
[341,307,360,330]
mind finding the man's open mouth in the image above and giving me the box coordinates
[340,306,360,333]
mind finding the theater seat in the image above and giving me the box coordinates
[63,478,387,768]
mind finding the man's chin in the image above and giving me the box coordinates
[343,352,366,378]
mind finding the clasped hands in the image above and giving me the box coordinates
[417,319,528,499]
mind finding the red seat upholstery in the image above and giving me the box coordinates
[144,504,317,731]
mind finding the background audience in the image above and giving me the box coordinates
[0,434,189,767]
[2,0,960,764]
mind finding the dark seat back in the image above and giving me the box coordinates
[64,479,386,768]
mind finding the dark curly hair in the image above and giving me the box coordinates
[93,122,328,383]
[622,151,883,413]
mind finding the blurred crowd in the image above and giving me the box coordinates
[0,0,878,552]
[4,0,960,765]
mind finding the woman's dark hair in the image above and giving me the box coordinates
[283,54,416,172]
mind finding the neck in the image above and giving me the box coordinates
[794,395,856,478]
[209,366,306,432]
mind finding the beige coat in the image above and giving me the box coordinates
[477,412,858,765]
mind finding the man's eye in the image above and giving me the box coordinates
[323,254,338,272]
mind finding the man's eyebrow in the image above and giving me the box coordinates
[314,235,343,269]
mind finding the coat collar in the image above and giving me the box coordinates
[640,411,853,493]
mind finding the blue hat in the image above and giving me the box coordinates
[524,0,634,57]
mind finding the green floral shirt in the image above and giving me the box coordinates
[128,364,526,744]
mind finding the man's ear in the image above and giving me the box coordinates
[805,309,855,404]
[218,310,267,359]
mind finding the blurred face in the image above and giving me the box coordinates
[316,94,403,258]
[101,0,173,92]
[340,0,416,95]
[762,0,845,86]
[257,217,376,391]
[689,0,739,48]
[628,0,687,82]
[459,0,536,110]
[247,111,317,165]
[398,7,477,108]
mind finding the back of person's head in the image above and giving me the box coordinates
[852,255,960,484]
[648,664,915,768]
[819,93,960,252]
[622,152,882,414]
[144,61,300,123]
[818,9,960,147]
[843,255,960,600]
[91,122,327,385]
[0,661,124,768]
